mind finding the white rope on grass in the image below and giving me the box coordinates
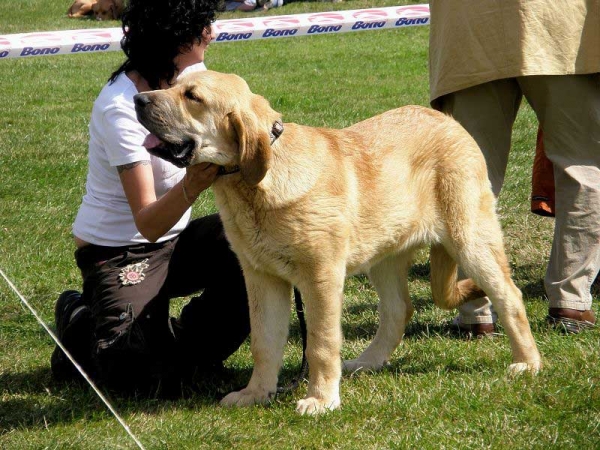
[0,267,146,450]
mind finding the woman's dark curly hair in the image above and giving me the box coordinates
[109,0,222,89]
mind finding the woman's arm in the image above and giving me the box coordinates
[119,160,218,242]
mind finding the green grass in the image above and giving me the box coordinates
[1,1,599,449]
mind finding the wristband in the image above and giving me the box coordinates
[182,174,194,205]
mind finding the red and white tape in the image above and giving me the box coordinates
[0,5,429,60]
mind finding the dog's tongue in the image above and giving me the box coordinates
[143,133,163,150]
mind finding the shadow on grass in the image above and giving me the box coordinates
[520,278,547,299]
[342,261,550,341]
[0,352,311,433]
[0,365,242,432]
[341,314,495,345]
[1,262,551,433]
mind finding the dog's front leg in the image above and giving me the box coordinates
[295,269,344,415]
[220,269,292,408]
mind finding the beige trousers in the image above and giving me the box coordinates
[435,74,600,324]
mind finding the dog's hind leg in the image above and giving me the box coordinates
[295,266,345,415]
[434,155,541,374]
[453,227,542,375]
[220,269,292,408]
[343,253,414,373]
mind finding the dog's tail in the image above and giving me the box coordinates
[429,244,486,310]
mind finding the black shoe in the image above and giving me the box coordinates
[50,290,93,381]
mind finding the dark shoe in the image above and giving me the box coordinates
[547,308,596,334]
[50,290,93,381]
[460,322,496,337]
[452,316,496,338]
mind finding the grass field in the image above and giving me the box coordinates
[1,1,599,449]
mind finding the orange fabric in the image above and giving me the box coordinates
[531,128,556,217]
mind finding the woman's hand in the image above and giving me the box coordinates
[184,162,219,200]
[119,161,218,243]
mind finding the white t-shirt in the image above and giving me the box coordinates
[72,72,190,247]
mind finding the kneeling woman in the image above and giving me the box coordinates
[51,0,250,392]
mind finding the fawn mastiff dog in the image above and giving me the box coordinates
[67,0,96,18]
[92,0,124,21]
[134,71,541,415]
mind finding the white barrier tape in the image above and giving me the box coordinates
[0,5,429,60]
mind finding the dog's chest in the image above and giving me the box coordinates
[215,189,298,277]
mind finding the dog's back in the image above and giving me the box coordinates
[325,106,493,274]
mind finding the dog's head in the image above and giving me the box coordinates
[134,70,281,186]
[92,0,122,20]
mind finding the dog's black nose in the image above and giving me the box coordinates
[134,94,151,108]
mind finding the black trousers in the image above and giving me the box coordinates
[74,214,250,390]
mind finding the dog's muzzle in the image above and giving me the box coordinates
[142,135,195,168]
[134,93,195,168]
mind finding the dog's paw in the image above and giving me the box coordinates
[296,396,341,415]
[220,388,273,407]
[342,358,386,374]
[507,360,542,377]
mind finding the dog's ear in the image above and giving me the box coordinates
[229,96,273,186]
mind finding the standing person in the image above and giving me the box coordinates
[429,0,599,335]
[51,0,251,392]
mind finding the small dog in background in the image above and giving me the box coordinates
[92,0,124,20]
[67,0,96,18]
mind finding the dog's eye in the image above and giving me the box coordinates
[184,89,202,103]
